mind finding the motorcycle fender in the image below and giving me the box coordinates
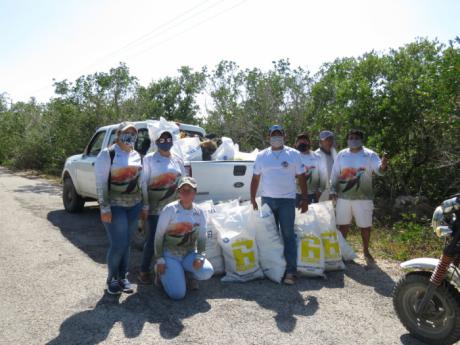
[401,258,460,293]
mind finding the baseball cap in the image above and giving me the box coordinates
[319,130,334,140]
[269,125,284,135]
[117,121,138,134]
[178,176,198,190]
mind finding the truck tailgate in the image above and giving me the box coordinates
[186,161,254,203]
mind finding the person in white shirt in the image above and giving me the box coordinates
[295,132,321,204]
[154,176,213,300]
[315,130,337,201]
[250,125,308,285]
[138,130,186,284]
[330,129,388,264]
[95,122,143,295]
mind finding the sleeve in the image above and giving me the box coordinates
[154,205,172,261]
[196,208,207,256]
[253,153,263,175]
[329,153,341,194]
[177,156,186,176]
[295,152,305,175]
[141,156,150,211]
[370,151,384,176]
[95,149,111,214]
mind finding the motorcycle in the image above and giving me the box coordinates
[393,194,460,345]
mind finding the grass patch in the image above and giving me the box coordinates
[346,214,443,261]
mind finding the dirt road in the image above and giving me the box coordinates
[0,167,426,345]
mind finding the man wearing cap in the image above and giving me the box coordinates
[315,130,337,201]
[329,129,388,264]
[250,125,309,285]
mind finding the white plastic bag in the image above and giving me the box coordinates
[197,200,224,275]
[311,202,345,271]
[174,137,202,161]
[211,137,235,161]
[212,204,264,282]
[295,209,326,278]
[338,231,357,261]
[251,204,286,283]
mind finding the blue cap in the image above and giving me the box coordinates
[319,130,334,140]
[269,125,284,135]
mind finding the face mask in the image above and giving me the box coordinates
[270,136,284,148]
[120,133,137,147]
[348,139,363,149]
[297,143,310,152]
[157,142,173,152]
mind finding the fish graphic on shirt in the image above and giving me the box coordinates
[338,167,366,193]
[165,222,200,247]
[149,172,181,201]
[110,166,141,193]
[304,165,316,183]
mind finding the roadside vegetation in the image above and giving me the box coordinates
[1,38,459,260]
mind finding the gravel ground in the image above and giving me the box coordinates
[0,167,430,345]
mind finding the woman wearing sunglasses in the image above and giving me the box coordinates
[139,130,186,284]
[154,176,213,299]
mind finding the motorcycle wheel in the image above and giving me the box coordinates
[393,273,460,345]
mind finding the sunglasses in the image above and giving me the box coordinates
[158,138,173,144]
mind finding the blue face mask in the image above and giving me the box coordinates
[157,142,173,152]
[120,133,137,147]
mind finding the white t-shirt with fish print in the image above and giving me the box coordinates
[154,201,207,261]
[141,151,185,215]
[296,151,321,194]
[330,147,383,200]
[95,144,143,213]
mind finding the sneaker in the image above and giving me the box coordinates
[119,278,134,293]
[283,273,297,285]
[107,279,122,295]
[137,272,153,285]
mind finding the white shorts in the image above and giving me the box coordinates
[336,199,374,228]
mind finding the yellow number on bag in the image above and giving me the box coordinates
[321,231,341,260]
[300,235,321,264]
[231,239,256,272]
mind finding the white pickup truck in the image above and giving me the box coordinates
[61,120,255,246]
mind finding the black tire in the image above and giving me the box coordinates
[63,177,85,213]
[132,218,149,250]
[393,273,460,345]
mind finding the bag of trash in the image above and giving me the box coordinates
[234,144,259,161]
[295,208,326,278]
[312,201,345,271]
[197,200,224,275]
[211,137,235,161]
[174,136,202,161]
[212,204,264,282]
[251,203,286,283]
[337,231,357,261]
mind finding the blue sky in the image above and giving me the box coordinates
[0,0,459,104]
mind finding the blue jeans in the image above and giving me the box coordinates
[140,214,160,273]
[103,203,142,283]
[295,193,318,207]
[161,251,214,300]
[261,197,297,274]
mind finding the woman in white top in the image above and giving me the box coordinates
[95,122,143,295]
[138,130,186,284]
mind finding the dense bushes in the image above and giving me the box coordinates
[0,38,459,205]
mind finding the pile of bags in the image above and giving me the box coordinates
[198,199,356,283]
[146,118,258,162]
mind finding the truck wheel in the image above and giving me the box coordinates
[132,219,149,250]
[63,177,85,213]
[393,273,460,345]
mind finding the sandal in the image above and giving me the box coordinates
[283,273,297,285]
[137,272,153,285]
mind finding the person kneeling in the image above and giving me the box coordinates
[154,176,213,300]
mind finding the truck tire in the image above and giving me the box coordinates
[63,177,85,213]
[132,219,149,250]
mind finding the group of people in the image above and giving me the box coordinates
[95,121,388,299]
